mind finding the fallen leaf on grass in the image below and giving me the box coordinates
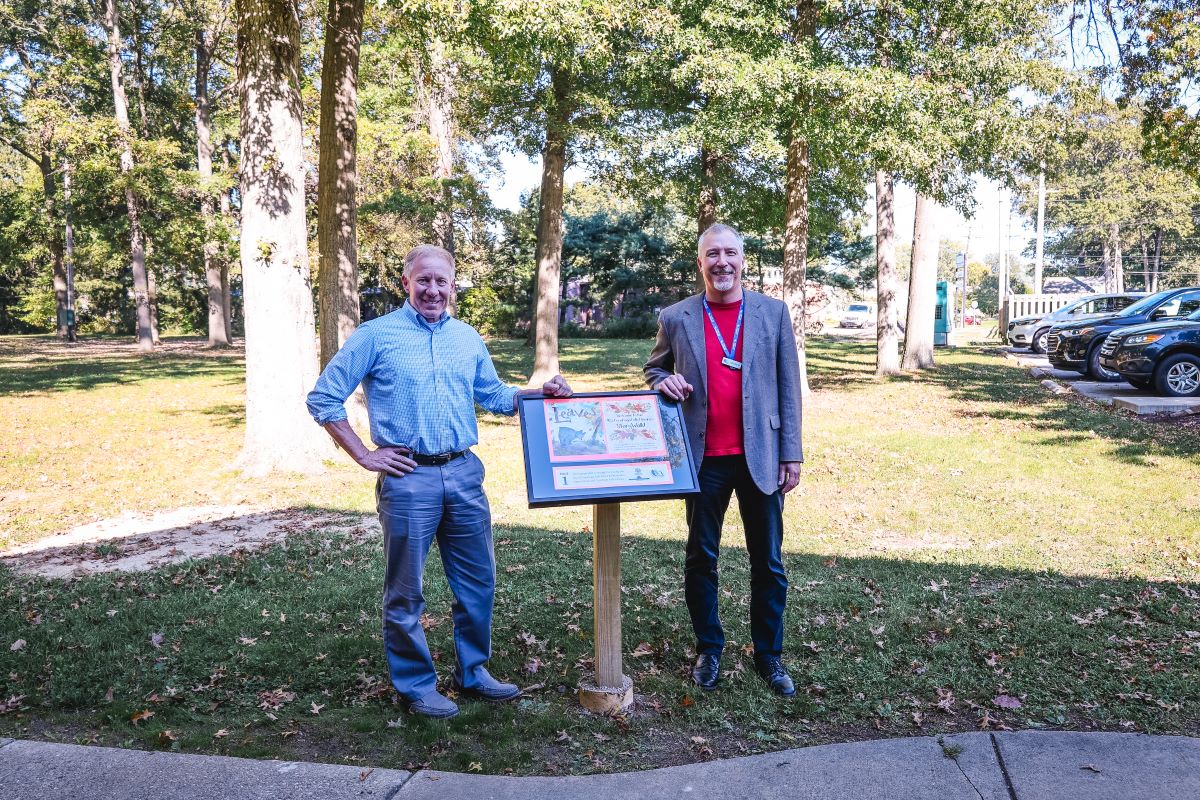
[150,633,164,649]
[993,694,1023,709]
[129,709,154,725]
[310,702,325,715]
[213,729,229,739]
[257,689,297,711]
[468,762,482,772]
[238,636,258,646]
[10,639,26,652]
[630,642,655,657]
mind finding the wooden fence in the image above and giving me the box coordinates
[1000,293,1085,333]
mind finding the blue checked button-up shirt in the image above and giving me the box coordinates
[306,302,519,455]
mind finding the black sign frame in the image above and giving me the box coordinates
[517,390,700,508]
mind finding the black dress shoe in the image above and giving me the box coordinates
[755,655,796,697]
[691,653,721,690]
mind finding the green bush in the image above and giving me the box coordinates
[560,315,658,339]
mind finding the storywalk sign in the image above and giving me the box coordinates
[518,391,699,507]
[518,391,700,711]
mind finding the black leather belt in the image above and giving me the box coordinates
[411,450,468,466]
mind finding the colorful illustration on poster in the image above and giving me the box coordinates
[544,397,667,462]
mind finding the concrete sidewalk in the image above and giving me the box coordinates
[2,732,1198,800]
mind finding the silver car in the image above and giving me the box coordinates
[1007,293,1145,353]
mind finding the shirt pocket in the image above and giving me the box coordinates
[769,414,781,430]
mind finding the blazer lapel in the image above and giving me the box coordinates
[738,291,760,375]
[682,294,708,394]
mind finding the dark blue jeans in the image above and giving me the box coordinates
[684,454,787,658]
[376,451,496,701]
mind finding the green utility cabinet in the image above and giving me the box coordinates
[934,280,954,346]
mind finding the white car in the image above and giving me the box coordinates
[1007,293,1145,353]
[839,303,874,328]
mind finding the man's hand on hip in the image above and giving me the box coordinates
[655,374,693,401]
[778,461,801,494]
[542,374,573,397]
[357,446,417,477]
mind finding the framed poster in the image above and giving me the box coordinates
[518,391,700,508]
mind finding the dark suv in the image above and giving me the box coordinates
[1099,308,1200,396]
[1046,286,1200,381]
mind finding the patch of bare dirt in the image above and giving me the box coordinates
[0,505,379,579]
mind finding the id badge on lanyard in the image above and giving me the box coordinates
[703,298,744,371]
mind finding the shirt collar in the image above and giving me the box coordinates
[401,300,450,331]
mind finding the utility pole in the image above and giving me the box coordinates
[1034,167,1045,294]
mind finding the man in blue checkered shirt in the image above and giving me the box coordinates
[308,244,572,719]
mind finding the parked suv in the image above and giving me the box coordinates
[1045,286,1200,380]
[1007,293,1144,353]
[1099,308,1200,396]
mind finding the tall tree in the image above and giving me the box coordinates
[780,0,819,397]
[195,12,232,347]
[423,37,456,254]
[472,0,649,385]
[316,0,364,369]
[99,0,153,350]
[902,192,938,369]
[236,0,331,474]
[875,170,900,376]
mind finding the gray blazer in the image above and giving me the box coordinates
[644,290,804,495]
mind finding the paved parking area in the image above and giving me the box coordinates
[1002,348,1200,415]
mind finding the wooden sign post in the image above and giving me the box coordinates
[515,392,700,715]
[577,502,633,713]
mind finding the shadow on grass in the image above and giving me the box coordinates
[1,511,1197,775]
[161,403,246,429]
[0,337,243,397]
[904,349,1200,465]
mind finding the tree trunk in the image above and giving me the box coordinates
[782,124,811,396]
[197,28,231,347]
[39,152,69,340]
[1102,225,1122,293]
[148,262,161,343]
[528,67,570,386]
[1112,223,1124,293]
[902,192,938,370]
[317,0,364,369]
[875,170,901,376]
[1152,227,1163,292]
[220,140,234,340]
[237,0,332,474]
[102,0,153,350]
[1141,236,1150,292]
[426,38,456,254]
[697,144,717,235]
[64,161,77,342]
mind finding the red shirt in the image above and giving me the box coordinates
[703,299,744,456]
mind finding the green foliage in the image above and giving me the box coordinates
[975,273,1029,316]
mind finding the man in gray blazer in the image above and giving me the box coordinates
[644,222,803,696]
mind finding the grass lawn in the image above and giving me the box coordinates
[1,333,1198,774]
